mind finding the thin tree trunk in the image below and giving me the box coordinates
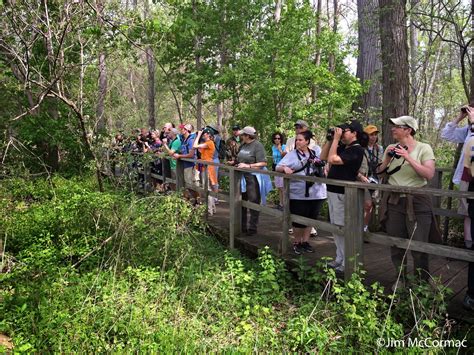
[96,52,107,132]
[312,0,323,103]
[193,0,202,129]
[146,47,156,129]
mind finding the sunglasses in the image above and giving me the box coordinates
[392,125,410,129]
[294,125,303,129]
[273,137,281,140]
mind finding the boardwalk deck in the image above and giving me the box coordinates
[207,199,472,321]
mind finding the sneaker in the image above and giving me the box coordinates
[277,204,283,211]
[327,260,342,269]
[293,243,303,255]
[335,264,345,273]
[463,294,474,311]
[310,227,318,238]
[300,242,314,253]
[363,225,369,232]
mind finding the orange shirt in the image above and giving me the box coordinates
[199,140,215,161]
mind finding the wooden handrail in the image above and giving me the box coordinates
[128,154,474,280]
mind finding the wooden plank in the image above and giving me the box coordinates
[344,186,365,280]
[364,232,474,262]
[280,177,291,255]
[240,200,344,235]
[229,168,242,249]
[433,208,464,219]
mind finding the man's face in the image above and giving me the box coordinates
[233,129,240,137]
[341,129,356,144]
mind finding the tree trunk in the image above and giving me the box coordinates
[353,0,382,121]
[311,0,322,103]
[409,0,419,115]
[193,0,202,129]
[146,47,156,129]
[379,0,409,147]
[96,52,107,132]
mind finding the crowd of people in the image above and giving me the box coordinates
[110,108,474,310]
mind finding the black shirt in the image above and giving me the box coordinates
[327,142,364,194]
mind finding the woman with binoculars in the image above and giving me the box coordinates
[377,116,440,291]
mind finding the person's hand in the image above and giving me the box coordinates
[465,106,474,124]
[282,166,293,174]
[393,144,409,159]
[237,162,251,169]
[334,127,343,140]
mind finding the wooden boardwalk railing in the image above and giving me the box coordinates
[126,155,474,281]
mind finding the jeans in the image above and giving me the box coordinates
[242,174,260,232]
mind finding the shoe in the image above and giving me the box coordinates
[463,294,474,311]
[276,204,283,211]
[327,260,342,269]
[335,264,345,273]
[289,228,293,234]
[247,229,257,236]
[310,227,318,238]
[391,280,405,293]
[300,242,314,253]
[293,243,303,255]
[363,225,369,232]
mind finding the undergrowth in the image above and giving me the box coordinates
[0,176,472,352]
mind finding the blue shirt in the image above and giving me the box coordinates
[272,144,286,165]
[181,133,196,168]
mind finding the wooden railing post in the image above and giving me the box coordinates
[344,186,365,281]
[229,167,242,249]
[176,159,185,191]
[280,177,291,255]
[203,166,209,221]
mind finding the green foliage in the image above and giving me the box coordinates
[0,177,467,352]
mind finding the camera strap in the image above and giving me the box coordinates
[294,149,316,197]
[378,157,406,176]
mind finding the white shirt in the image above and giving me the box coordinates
[440,122,470,184]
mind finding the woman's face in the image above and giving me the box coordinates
[390,124,410,141]
[273,135,282,146]
[368,132,378,145]
[295,133,309,150]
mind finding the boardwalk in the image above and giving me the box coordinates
[207,199,471,321]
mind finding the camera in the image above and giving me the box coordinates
[388,144,408,159]
[326,128,335,141]
[309,157,326,178]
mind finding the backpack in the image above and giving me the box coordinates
[216,136,226,160]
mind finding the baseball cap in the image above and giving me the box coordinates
[232,125,240,130]
[240,126,257,136]
[389,115,418,132]
[364,125,379,135]
[178,124,185,129]
[294,119,309,128]
[337,119,363,133]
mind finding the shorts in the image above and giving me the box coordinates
[290,199,325,228]
[458,180,469,216]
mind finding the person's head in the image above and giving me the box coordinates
[163,122,174,133]
[168,128,179,140]
[180,123,193,137]
[295,130,313,151]
[232,125,240,137]
[240,126,257,143]
[271,132,286,145]
[202,128,214,140]
[140,128,149,136]
[337,120,363,145]
[389,116,417,141]
[115,133,124,142]
[150,130,160,140]
[364,125,379,146]
[294,119,309,134]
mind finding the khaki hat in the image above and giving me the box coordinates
[389,115,418,132]
[294,119,309,128]
[364,125,379,134]
[240,126,257,136]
